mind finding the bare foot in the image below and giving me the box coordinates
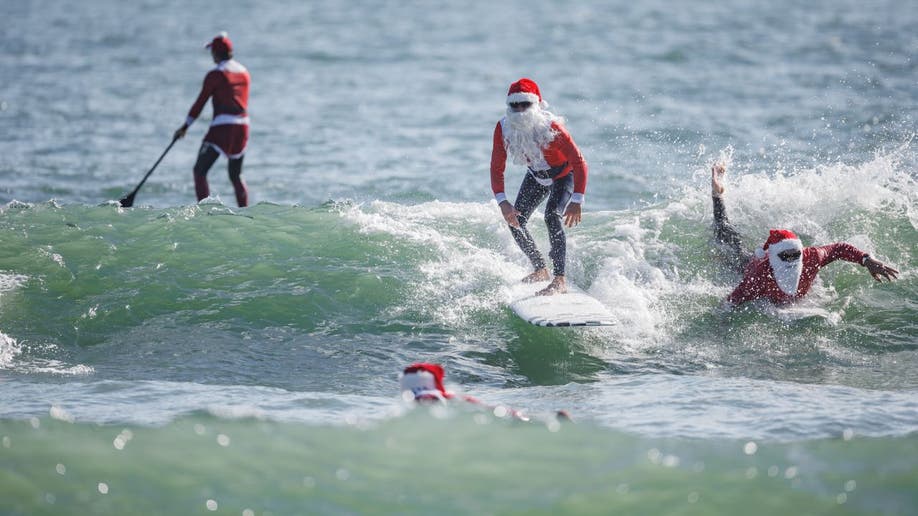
[522,268,550,283]
[537,276,567,296]
[711,162,726,198]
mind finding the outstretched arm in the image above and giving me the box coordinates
[812,243,899,282]
[710,162,749,267]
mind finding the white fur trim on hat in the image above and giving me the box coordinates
[507,92,541,104]
[400,370,435,391]
[756,237,802,259]
[399,369,450,402]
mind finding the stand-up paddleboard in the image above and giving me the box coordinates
[509,282,616,327]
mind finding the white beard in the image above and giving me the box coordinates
[503,106,559,166]
[767,240,804,295]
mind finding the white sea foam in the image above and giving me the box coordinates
[0,333,93,376]
[0,272,28,294]
[0,332,21,369]
[337,148,912,344]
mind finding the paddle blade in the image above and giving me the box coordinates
[119,192,136,207]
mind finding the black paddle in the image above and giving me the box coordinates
[119,136,179,207]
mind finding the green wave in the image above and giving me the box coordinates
[1,414,915,515]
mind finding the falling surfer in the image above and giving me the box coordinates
[709,161,899,309]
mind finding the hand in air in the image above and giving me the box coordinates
[865,258,899,282]
[711,162,726,197]
[563,202,582,228]
[500,201,521,228]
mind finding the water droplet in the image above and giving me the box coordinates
[743,442,757,455]
[49,405,73,423]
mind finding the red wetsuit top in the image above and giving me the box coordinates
[185,59,250,158]
[727,243,868,306]
[490,120,588,205]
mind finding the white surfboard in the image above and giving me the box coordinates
[509,282,616,327]
[767,304,841,325]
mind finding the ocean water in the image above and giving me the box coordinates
[1,0,916,514]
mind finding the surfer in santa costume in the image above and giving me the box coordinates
[399,363,572,422]
[490,78,589,296]
[399,363,483,404]
[174,32,251,207]
[710,162,898,308]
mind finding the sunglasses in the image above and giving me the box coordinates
[509,101,532,109]
[777,250,801,261]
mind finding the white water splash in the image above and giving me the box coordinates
[0,332,22,369]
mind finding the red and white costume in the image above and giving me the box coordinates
[727,229,868,306]
[185,45,250,159]
[399,363,533,419]
[489,79,588,205]
[399,363,571,422]
[399,363,479,404]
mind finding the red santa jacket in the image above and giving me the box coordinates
[490,120,588,204]
[727,243,868,306]
[185,59,250,128]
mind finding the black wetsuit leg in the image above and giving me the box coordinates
[193,144,220,201]
[227,155,248,207]
[510,173,551,271]
[712,195,753,271]
[193,144,220,177]
[544,173,573,276]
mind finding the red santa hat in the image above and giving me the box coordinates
[755,229,803,258]
[399,363,453,402]
[205,31,233,54]
[507,78,543,106]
